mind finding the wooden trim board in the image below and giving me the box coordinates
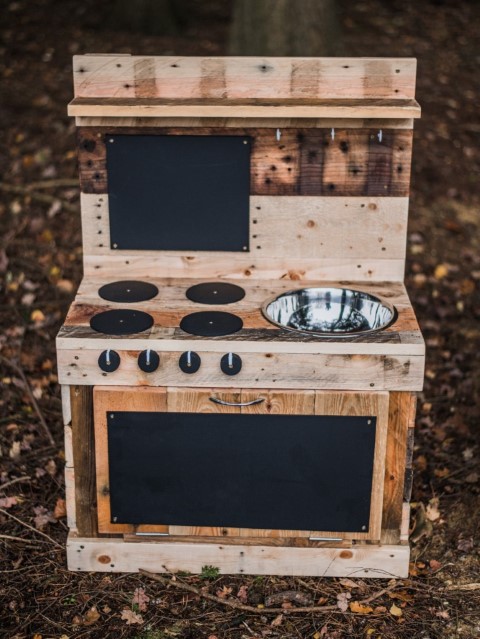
[67,534,410,577]
[69,97,421,119]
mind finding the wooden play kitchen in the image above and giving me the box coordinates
[58,54,424,577]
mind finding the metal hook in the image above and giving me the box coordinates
[331,128,335,141]
[276,128,281,142]
[378,129,383,143]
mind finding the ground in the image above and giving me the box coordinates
[0,0,479,637]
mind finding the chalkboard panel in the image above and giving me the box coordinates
[106,135,251,252]
[107,412,377,533]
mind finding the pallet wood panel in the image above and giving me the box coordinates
[67,534,410,577]
[72,56,417,101]
[380,392,416,544]
[77,127,412,197]
[94,386,168,534]
[70,386,97,537]
[58,349,424,391]
[75,116,416,129]
[69,97,421,120]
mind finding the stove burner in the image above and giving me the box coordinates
[90,309,154,335]
[180,311,243,337]
[98,280,159,303]
[186,282,245,305]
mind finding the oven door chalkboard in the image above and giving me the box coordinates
[107,411,377,533]
[106,135,251,252]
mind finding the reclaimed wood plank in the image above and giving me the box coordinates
[72,56,417,100]
[70,385,97,537]
[67,533,410,577]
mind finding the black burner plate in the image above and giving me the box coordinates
[186,282,245,305]
[90,309,154,335]
[98,280,159,303]
[180,311,243,337]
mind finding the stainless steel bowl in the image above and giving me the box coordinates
[262,287,396,337]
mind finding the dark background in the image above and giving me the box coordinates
[0,1,479,637]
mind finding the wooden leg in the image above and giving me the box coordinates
[71,385,98,537]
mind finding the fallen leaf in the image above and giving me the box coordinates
[465,472,479,484]
[339,578,360,589]
[390,603,403,617]
[457,535,474,553]
[30,309,45,323]
[349,601,373,614]
[429,559,442,571]
[33,505,56,530]
[132,587,150,612]
[9,441,21,459]
[54,498,66,519]
[57,278,74,294]
[237,584,248,603]
[426,497,440,521]
[436,610,450,619]
[388,590,414,602]
[45,459,57,476]
[271,614,283,627]
[434,467,450,478]
[434,263,449,279]
[0,496,17,508]
[336,591,352,612]
[120,608,144,625]
[216,585,233,599]
[83,607,100,626]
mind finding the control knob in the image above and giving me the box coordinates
[138,349,160,373]
[98,349,120,373]
[220,352,242,376]
[179,351,201,374]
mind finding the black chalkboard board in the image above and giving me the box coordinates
[107,411,376,533]
[106,135,251,252]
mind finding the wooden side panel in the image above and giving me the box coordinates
[70,386,97,537]
[315,392,389,541]
[67,534,411,577]
[76,127,413,197]
[381,392,416,544]
[93,386,168,534]
[73,56,417,100]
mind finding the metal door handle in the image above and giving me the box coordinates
[209,397,265,407]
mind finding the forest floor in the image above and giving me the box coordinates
[0,0,479,637]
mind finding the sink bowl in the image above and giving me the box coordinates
[262,287,396,337]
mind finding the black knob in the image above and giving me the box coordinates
[179,351,201,374]
[98,350,120,372]
[220,353,242,376]
[138,349,160,373]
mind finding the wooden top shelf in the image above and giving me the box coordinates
[68,97,421,119]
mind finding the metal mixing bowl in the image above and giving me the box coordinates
[262,287,396,337]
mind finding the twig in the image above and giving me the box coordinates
[444,583,480,592]
[0,507,63,550]
[0,354,55,446]
[0,182,78,213]
[140,570,401,614]
[0,476,31,491]
[0,533,42,545]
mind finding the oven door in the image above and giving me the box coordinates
[94,386,388,541]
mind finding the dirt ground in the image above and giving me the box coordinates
[0,0,479,637]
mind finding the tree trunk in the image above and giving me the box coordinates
[229,0,341,57]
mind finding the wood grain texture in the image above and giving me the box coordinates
[77,127,412,196]
[57,349,424,391]
[70,385,97,536]
[380,392,416,544]
[93,386,168,534]
[67,533,410,577]
[65,466,77,532]
[68,96,421,119]
[72,55,417,100]
[76,116,415,129]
